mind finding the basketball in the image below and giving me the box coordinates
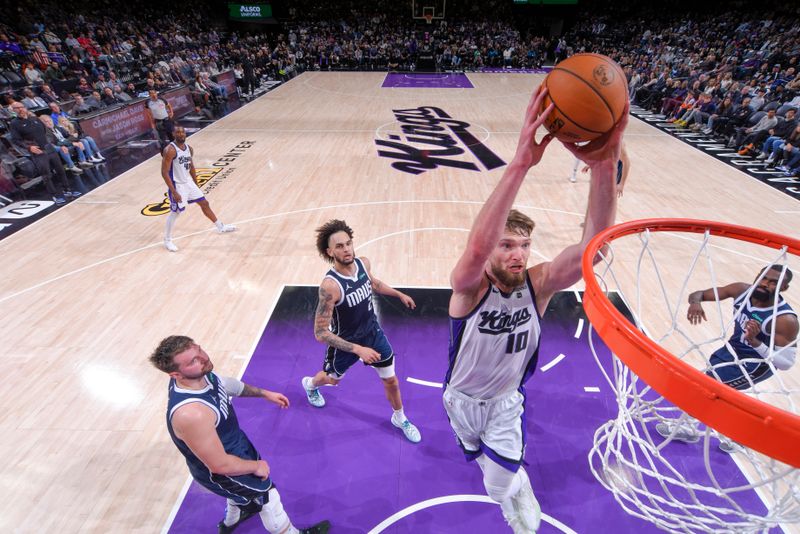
[541,53,628,143]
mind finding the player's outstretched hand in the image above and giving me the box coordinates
[562,101,630,167]
[687,302,706,325]
[264,390,289,408]
[511,84,555,170]
[399,293,416,309]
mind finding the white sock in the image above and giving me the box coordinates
[392,407,406,422]
[215,220,224,230]
[259,488,297,534]
[165,211,180,241]
[223,499,240,527]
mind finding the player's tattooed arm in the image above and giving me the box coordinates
[240,383,289,408]
[239,383,264,397]
[314,283,354,351]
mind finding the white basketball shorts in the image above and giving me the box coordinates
[443,384,526,470]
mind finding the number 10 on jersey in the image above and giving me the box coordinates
[505,331,529,354]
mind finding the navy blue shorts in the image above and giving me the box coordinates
[191,467,273,507]
[705,346,773,391]
[323,326,394,378]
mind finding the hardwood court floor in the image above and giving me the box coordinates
[0,72,798,533]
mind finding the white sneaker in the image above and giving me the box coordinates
[216,223,237,233]
[505,515,528,534]
[302,376,325,408]
[90,156,103,163]
[164,240,178,252]
[391,416,421,443]
[655,421,700,443]
[511,468,541,532]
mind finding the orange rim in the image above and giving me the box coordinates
[582,218,800,467]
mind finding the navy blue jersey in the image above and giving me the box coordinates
[324,257,378,340]
[166,372,258,481]
[725,292,796,360]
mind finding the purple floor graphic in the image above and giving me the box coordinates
[167,287,767,533]
[382,73,474,89]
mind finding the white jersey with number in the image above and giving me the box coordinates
[446,274,541,400]
[169,142,193,186]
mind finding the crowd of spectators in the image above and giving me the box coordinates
[557,5,800,176]
[1,0,799,201]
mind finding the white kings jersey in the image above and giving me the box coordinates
[446,274,542,400]
[169,143,193,186]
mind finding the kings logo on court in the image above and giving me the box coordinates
[376,106,506,175]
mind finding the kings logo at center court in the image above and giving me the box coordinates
[376,106,506,175]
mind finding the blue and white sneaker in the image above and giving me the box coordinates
[718,436,741,454]
[391,416,421,443]
[656,421,700,443]
[302,376,325,408]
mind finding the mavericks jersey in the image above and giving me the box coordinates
[169,142,193,186]
[725,292,796,360]
[447,274,541,400]
[324,257,378,341]
[166,372,258,480]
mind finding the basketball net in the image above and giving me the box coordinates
[424,14,433,25]
[583,220,800,533]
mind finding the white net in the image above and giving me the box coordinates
[585,224,800,533]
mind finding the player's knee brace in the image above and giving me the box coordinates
[480,458,519,503]
[484,478,514,503]
[259,488,292,534]
[374,360,395,379]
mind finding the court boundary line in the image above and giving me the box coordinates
[629,106,799,203]
[0,79,291,246]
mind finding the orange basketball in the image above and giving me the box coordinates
[541,53,628,143]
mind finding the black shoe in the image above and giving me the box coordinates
[217,507,259,534]
[300,520,331,534]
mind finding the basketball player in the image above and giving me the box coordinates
[161,125,236,252]
[569,142,630,198]
[445,85,628,533]
[150,335,330,534]
[301,219,422,443]
[656,264,798,452]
